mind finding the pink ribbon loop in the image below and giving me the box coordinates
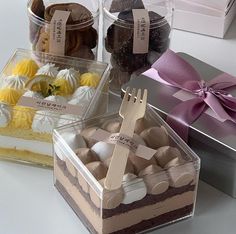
[143,50,236,142]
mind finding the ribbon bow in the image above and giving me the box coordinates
[143,50,236,142]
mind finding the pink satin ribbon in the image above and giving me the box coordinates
[143,49,236,142]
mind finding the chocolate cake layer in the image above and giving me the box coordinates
[111,205,193,234]
[56,156,196,218]
[55,179,193,234]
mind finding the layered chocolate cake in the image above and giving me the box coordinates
[54,113,199,233]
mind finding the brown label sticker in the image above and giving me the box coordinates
[132,9,150,54]
[91,129,156,160]
[49,10,70,55]
[18,96,84,115]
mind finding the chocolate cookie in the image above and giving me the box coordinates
[35,29,49,53]
[70,45,95,60]
[111,39,148,72]
[31,0,45,18]
[29,0,45,43]
[105,23,133,53]
[81,27,98,49]
[44,3,93,25]
[110,0,145,13]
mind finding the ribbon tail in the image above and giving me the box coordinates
[208,73,236,90]
[167,98,207,142]
[204,93,236,123]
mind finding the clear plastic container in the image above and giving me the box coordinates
[53,105,200,233]
[0,49,109,167]
[27,0,99,60]
[103,0,174,94]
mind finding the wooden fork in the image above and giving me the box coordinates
[104,87,148,190]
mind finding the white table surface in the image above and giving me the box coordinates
[0,1,236,234]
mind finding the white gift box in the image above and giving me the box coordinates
[173,0,236,38]
[187,0,231,11]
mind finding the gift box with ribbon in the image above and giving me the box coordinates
[123,50,236,197]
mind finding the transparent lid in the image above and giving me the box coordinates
[103,0,174,29]
[54,104,200,200]
[0,49,110,131]
[27,0,100,30]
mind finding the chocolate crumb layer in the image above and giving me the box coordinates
[56,156,196,219]
[55,179,193,234]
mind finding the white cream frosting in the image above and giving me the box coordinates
[32,111,59,134]
[56,68,80,90]
[70,86,96,105]
[23,91,44,99]
[0,102,12,127]
[2,75,27,90]
[122,173,147,204]
[36,63,59,78]
[44,95,68,103]
[0,135,52,156]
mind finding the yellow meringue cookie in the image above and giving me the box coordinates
[12,59,39,79]
[8,106,35,129]
[79,72,100,88]
[0,88,22,105]
[52,79,74,96]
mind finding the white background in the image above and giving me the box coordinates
[0,1,236,234]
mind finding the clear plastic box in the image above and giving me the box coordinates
[0,49,109,167]
[103,0,174,94]
[53,105,200,233]
[27,0,100,60]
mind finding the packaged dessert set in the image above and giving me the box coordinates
[0,0,205,233]
[53,105,200,233]
[0,49,109,167]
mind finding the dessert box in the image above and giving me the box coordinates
[173,0,236,38]
[122,52,236,198]
[27,0,100,60]
[0,49,109,167]
[103,0,173,93]
[186,0,232,11]
[53,105,200,233]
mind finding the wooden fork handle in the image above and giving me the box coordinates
[104,121,136,190]
[104,144,130,190]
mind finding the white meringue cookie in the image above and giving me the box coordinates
[36,63,59,78]
[122,173,147,204]
[56,68,80,90]
[44,95,68,104]
[0,102,12,127]
[60,131,87,152]
[91,142,114,161]
[2,75,27,90]
[32,111,59,134]
[23,91,44,99]
[72,86,96,101]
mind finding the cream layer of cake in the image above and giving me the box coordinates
[55,157,196,234]
[0,135,52,156]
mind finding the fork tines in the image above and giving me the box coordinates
[124,87,147,104]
